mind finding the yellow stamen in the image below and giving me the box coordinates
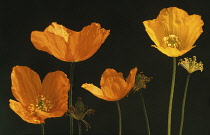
[28,95,54,114]
[163,35,181,48]
[178,56,203,73]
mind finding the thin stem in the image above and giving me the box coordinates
[139,92,151,135]
[116,101,122,135]
[168,57,176,135]
[41,123,45,135]
[179,73,191,135]
[78,120,82,135]
[69,62,74,135]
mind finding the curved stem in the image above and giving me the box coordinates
[69,62,74,135]
[179,73,191,135]
[116,101,122,135]
[41,123,45,135]
[168,57,176,135]
[139,92,151,135]
[78,120,82,135]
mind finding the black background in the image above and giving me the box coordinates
[1,0,210,135]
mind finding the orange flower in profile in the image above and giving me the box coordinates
[9,66,70,124]
[31,22,110,62]
[81,67,138,101]
[143,7,204,57]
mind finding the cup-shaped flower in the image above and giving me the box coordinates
[81,67,138,101]
[9,66,70,124]
[31,22,110,62]
[143,7,204,57]
[178,56,203,73]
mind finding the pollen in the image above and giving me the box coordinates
[28,95,54,114]
[163,35,181,49]
[178,56,203,73]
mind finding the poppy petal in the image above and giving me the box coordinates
[100,69,128,101]
[11,66,41,106]
[81,83,107,100]
[180,15,203,49]
[31,31,75,62]
[44,22,70,42]
[41,71,70,114]
[125,67,138,91]
[9,100,44,124]
[68,23,110,61]
[143,19,166,47]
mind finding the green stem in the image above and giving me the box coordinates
[168,57,176,135]
[179,73,191,135]
[78,120,82,135]
[41,123,45,135]
[139,92,151,135]
[69,62,74,135]
[116,101,122,135]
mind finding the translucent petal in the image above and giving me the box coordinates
[11,66,41,106]
[31,31,75,61]
[9,100,44,124]
[42,71,70,114]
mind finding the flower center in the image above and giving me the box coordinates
[163,35,181,48]
[28,95,54,114]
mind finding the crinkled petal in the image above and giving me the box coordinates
[11,66,41,106]
[100,69,126,89]
[44,22,70,42]
[125,67,138,92]
[101,82,125,101]
[31,31,75,62]
[68,22,110,62]
[42,71,70,114]
[156,7,189,36]
[101,69,128,100]
[180,15,203,49]
[143,19,166,47]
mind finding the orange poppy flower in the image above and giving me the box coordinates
[31,22,110,62]
[143,7,204,57]
[9,66,70,124]
[81,67,138,101]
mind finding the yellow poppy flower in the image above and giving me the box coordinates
[31,22,110,62]
[143,7,204,57]
[9,66,70,124]
[81,67,138,101]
